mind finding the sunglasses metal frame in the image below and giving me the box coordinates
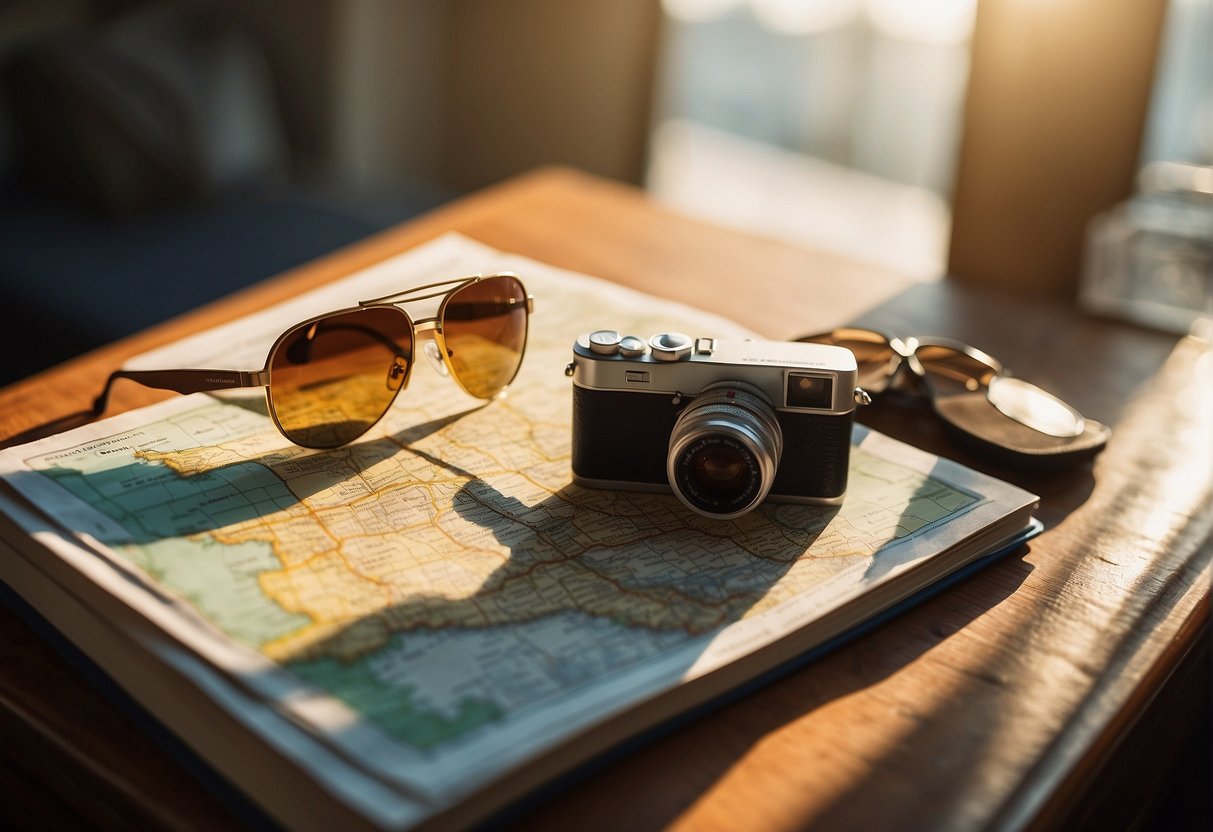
[802,327,1088,438]
[887,335,1003,392]
[91,273,534,447]
[803,328,1003,394]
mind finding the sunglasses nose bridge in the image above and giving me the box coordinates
[422,339,450,377]
[887,338,927,378]
[410,319,454,380]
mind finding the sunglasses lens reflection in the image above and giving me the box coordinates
[269,307,413,448]
[441,275,529,399]
[801,328,896,392]
[987,376,1086,437]
[914,344,998,395]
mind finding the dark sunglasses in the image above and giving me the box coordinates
[92,273,533,449]
[797,328,1109,464]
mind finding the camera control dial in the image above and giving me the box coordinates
[588,330,623,355]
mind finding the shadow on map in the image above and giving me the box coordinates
[292,468,843,662]
[272,448,1032,829]
[9,401,1032,825]
[268,442,975,751]
[16,403,971,681]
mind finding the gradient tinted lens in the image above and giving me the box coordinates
[268,307,413,448]
[441,275,528,398]
[914,343,999,395]
[799,328,896,392]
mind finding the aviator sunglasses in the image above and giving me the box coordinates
[91,274,533,449]
[797,327,1110,465]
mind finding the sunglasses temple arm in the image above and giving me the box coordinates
[92,368,266,416]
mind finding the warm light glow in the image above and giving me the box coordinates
[662,0,745,23]
[648,120,951,281]
[865,0,977,44]
[750,0,862,34]
[666,0,976,41]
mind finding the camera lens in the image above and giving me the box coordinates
[691,443,752,496]
[667,386,783,519]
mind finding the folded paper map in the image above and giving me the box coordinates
[0,234,1038,830]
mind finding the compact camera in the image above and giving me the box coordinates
[567,330,862,519]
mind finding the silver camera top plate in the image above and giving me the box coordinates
[571,332,859,414]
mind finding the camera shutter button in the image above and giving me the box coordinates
[588,330,623,355]
[650,332,693,361]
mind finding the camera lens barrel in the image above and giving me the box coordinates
[666,387,783,519]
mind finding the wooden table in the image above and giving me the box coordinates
[1,168,1209,830]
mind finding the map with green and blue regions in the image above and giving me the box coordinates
[26,391,978,757]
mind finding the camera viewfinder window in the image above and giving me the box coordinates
[786,373,833,409]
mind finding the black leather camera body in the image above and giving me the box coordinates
[567,330,861,519]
